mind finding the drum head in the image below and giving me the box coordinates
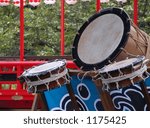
[72,8,130,70]
[99,56,145,73]
[22,60,66,76]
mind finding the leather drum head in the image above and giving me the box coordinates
[22,60,66,77]
[99,56,145,74]
[72,8,130,71]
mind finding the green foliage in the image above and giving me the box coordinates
[0,0,149,56]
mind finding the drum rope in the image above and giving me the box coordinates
[26,68,68,87]
[27,85,37,93]
[120,48,140,57]
[56,79,61,87]
[77,71,92,83]
[100,65,148,90]
[46,82,50,90]
[62,73,70,85]
[128,33,147,46]
[128,21,149,56]
[128,33,146,55]
[131,21,148,43]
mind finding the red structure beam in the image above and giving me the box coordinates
[96,0,101,12]
[134,0,138,25]
[20,0,24,61]
[60,0,65,56]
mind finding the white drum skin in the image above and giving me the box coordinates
[78,14,124,65]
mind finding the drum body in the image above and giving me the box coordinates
[20,60,69,93]
[70,75,104,111]
[116,27,150,62]
[72,7,150,70]
[98,56,150,111]
[20,60,82,111]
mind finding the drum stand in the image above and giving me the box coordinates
[94,79,116,111]
[139,81,150,111]
[31,93,48,111]
[66,83,80,111]
[31,84,80,111]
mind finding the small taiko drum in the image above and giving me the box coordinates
[20,60,80,111]
[98,56,150,111]
[20,59,69,93]
[72,7,150,71]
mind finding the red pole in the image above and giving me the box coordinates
[133,0,138,25]
[20,0,24,61]
[96,0,101,12]
[60,0,65,56]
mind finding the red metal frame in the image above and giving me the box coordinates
[96,0,101,12]
[134,0,138,25]
[20,0,24,61]
[60,0,65,56]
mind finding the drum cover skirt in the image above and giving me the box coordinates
[44,85,74,111]
[110,76,150,111]
[110,83,147,111]
[70,75,104,111]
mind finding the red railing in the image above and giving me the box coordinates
[0,61,77,109]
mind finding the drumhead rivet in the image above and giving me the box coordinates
[93,67,97,71]
[80,66,83,70]
[86,20,89,23]
[76,32,80,35]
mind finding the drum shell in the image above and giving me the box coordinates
[116,26,150,63]
[107,76,143,90]
[100,60,143,79]
[27,77,67,93]
[22,63,68,93]
[25,66,65,82]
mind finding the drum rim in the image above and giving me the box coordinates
[99,56,145,74]
[22,59,66,77]
[72,7,131,71]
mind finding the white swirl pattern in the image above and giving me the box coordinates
[110,84,147,111]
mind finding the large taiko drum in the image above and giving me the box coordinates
[98,56,150,111]
[72,7,150,71]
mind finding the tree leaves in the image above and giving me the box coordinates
[0,1,149,56]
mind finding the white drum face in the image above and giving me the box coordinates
[25,61,65,75]
[99,58,141,73]
[77,14,124,64]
